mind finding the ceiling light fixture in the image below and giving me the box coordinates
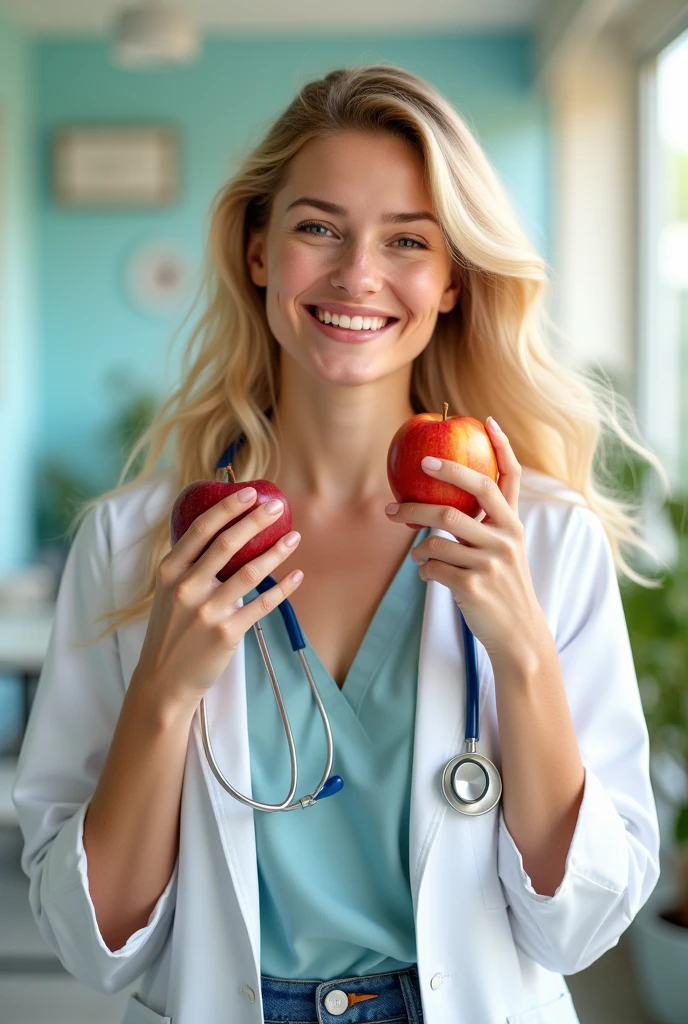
[111,1,201,68]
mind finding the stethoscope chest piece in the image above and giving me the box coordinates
[441,742,502,816]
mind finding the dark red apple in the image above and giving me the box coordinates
[387,403,498,530]
[170,478,292,582]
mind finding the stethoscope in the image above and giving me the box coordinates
[201,421,502,816]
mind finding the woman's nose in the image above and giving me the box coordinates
[329,241,383,296]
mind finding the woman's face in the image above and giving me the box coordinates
[246,130,461,386]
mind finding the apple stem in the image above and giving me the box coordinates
[226,464,237,484]
[442,402,448,421]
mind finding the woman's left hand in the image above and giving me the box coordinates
[385,417,549,668]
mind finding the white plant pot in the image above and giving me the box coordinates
[629,877,688,1024]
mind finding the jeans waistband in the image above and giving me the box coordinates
[260,965,423,1023]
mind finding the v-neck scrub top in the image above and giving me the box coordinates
[243,527,431,981]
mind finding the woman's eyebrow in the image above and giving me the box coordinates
[284,197,439,225]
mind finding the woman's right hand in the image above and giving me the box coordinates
[130,486,303,714]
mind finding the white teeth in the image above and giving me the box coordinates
[313,306,389,331]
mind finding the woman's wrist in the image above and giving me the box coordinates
[126,669,199,735]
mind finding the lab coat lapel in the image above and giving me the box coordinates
[409,527,472,905]
[191,628,261,970]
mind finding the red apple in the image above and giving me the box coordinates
[387,403,498,530]
[169,478,292,582]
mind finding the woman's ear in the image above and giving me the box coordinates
[246,230,268,287]
[438,261,462,314]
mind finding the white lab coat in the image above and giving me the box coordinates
[13,466,660,1024]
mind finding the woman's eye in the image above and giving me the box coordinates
[396,237,427,249]
[296,222,427,249]
[298,222,333,237]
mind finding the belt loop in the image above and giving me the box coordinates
[399,969,424,1024]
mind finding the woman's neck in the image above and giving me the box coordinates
[264,366,415,505]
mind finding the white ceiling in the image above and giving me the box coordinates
[0,0,545,35]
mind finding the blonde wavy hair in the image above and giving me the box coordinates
[84,63,669,634]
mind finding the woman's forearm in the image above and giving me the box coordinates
[82,676,196,952]
[492,636,585,897]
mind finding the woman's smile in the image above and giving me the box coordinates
[304,303,400,343]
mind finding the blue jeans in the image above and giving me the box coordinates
[261,966,424,1023]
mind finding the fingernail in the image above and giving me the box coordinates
[487,417,502,432]
[385,503,399,515]
[236,486,257,502]
[283,531,301,547]
[422,456,442,470]
[265,499,284,514]
[289,570,304,584]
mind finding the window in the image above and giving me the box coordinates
[638,30,688,498]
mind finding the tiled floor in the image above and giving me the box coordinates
[0,823,137,1022]
[0,976,135,1024]
[0,821,655,1024]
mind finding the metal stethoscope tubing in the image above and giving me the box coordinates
[201,434,344,812]
[200,571,344,811]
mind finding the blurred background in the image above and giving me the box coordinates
[0,1,687,1021]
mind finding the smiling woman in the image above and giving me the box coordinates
[13,64,665,1024]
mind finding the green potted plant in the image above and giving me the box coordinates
[620,468,688,1023]
[37,369,159,554]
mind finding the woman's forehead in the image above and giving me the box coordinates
[276,132,434,218]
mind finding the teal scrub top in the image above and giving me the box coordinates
[243,526,431,981]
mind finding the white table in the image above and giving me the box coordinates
[0,604,55,733]
[0,605,54,826]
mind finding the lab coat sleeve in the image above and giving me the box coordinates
[12,501,178,994]
[496,503,660,975]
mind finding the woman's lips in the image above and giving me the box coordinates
[305,305,398,343]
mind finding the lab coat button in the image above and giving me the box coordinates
[430,973,444,990]
[241,984,256,1003]
[324,989,348,1014]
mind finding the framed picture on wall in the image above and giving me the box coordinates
[52,125,180,207]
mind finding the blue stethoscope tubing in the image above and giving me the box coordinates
[202,426,501,816]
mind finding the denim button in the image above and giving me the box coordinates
[324,989,348,1015]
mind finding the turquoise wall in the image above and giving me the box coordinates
[0,13,35,569]
[0,12,35,748]
[36,35,550,496]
